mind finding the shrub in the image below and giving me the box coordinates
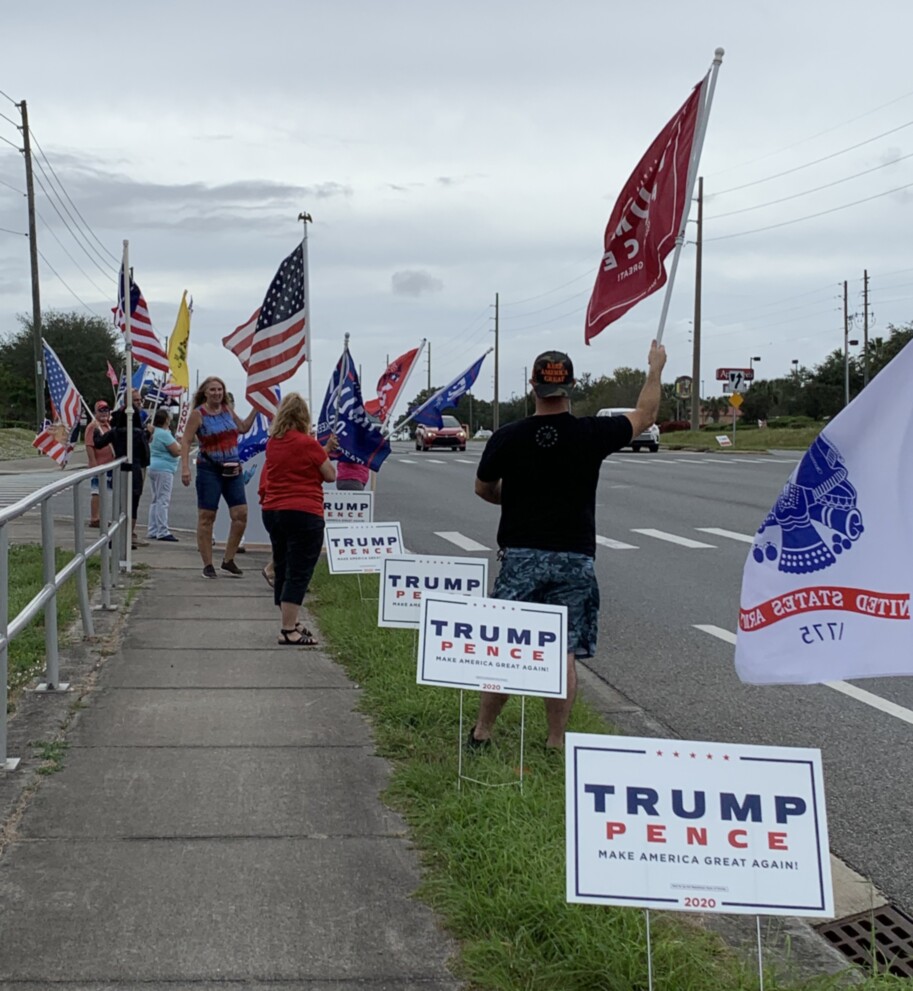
[658,420,691,434]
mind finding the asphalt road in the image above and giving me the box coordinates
[5,442,912,916]
[373,442,913,917]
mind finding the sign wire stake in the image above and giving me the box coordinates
[645,908,654,991]
[756,915,765,991]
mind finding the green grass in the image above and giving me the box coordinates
[662,426,822,452]
[6,545,101,694]
[308,565,901,990]
[0,428,41,460]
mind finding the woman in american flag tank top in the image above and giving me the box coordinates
[180,376,258,580]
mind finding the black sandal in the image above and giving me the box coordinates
[294,624,319,648]
[277,628,306,645]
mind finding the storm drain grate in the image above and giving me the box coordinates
[816,904,913,978]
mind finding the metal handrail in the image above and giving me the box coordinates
[0,458,128,770]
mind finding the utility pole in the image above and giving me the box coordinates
[427,340,431,391]
[19,100,43,428]
[493,292,500,432]
[843,280,850,407]
[862,269,870,387]
[523,365,528,417]
[691,176,703,430]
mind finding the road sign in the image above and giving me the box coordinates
[673,375,692,400]
[715,367,754,382]
[727,370,751,393]
[729,393,744,408]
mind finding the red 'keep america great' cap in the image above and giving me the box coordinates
[531,351,574,398]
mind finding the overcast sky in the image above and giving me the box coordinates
[2,0,912,415]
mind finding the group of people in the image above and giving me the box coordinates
[85,339,665,751]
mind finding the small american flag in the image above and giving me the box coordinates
[42,339,83,428]
[114,266,170,374]
[33,420,73,467]
[222,244,307,417]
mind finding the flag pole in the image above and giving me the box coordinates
[122,241,133,573]
[335,333,350,435]
[654,47,724,347]
[298,212,313,415]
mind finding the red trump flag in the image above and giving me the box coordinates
[364,345,421,422]
[585,79,706,343]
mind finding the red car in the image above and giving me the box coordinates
[415,415,468,452]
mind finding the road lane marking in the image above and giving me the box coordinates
[695,625,913,728]
[596,535,639,550]
[454,459,475,464]
[425,459,447,464]
[695,527,754,544]
[397,458,417,464]
[631,529,716,548]
[434,531,491,552]
[701,458,732,463]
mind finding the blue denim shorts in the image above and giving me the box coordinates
[195,460,247,512]
[491,547,600,659]
[90,471,113,493]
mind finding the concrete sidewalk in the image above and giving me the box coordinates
[0,536,460,989]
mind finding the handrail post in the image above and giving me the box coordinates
[99,472,113,609]
[36,500,68,693]
[0,524,20,770]
[72,480,94,638]
[116,469,128,572]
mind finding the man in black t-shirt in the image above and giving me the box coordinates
[470,340,666,750]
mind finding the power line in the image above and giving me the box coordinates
[37,248,105,317]
[706,180,913,242]
[706,151,913,221]
[0,132,20,151]
[0,175,24,195]
[36,206,114,297]
[706,87,913,179]
[0,109,18,129]
[28,128,119,266]
[500,264,595,307]
[0,87,17,107]
[31,168,114,280]
[711,119,913,197]
[1,224,26,236]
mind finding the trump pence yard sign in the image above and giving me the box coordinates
[324,522,404,574]
[378,555,489,629]
[417,592,567,697]
[566,733,833,917]
[323,490,373,523]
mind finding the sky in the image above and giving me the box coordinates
[2,0,913,418]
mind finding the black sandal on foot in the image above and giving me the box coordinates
[277,628,306,645]
[294,624,319,647]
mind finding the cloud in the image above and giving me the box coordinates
[391,270,444,297]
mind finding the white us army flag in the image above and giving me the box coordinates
[735,340,913,684]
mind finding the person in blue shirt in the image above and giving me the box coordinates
[147,407,181,541]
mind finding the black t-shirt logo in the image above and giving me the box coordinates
[535,424,559,449]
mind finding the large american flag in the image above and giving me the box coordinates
[222,244,307,417]
[42,339,83,428]
[114,266,170,373]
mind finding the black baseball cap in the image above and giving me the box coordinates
[532,351,574,398]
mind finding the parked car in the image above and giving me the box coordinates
[596,407,660,452]
[473,428,493,440]
[415,415,468,451]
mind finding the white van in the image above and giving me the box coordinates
[596,407,660,453]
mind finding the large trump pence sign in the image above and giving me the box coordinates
[566,734,833,917]
[417,593,567,697]
[324,522,404,574]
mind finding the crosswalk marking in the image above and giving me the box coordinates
[596,535,638,550]
[434,531,491,552]
[632,528,716,549]
[695,527,754,544]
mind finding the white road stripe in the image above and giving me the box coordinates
[695,625,913,727]
[728,458,767,464]
[397,458,417,464]
[596,535,639,550]
[434,531,491,552]
[425,459,447,464]
[701,458,732,463]
[632,528,716,548]
[454,459,475,464]
[695,527,754,544]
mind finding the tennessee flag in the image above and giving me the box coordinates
[735,339,913,684]
[167,291,192,390]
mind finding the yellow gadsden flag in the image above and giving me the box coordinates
[167,291,192,389]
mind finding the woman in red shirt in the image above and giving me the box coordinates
[259,393,337,645]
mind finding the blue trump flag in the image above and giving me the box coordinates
[410,351,489,428]
[317,346,391,471]
[238,386,279,465]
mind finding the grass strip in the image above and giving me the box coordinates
[6,545,100,693]
[661,426,820,452]
[309,564,904,990]
[0,428,42,460]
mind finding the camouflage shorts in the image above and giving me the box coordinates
[491,547,600,659]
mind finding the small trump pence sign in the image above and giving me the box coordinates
[323,490,373,523]
[379,555,489,629]
[565,733,833,917]
[417,592,567,698]
[324,522,404,574]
